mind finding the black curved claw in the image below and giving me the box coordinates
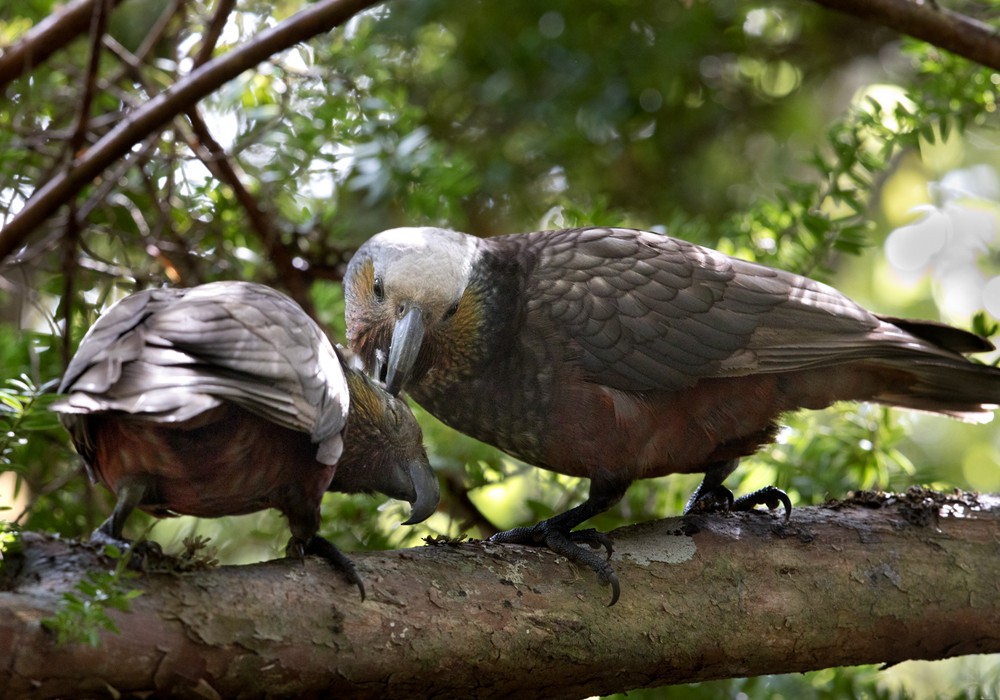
[732,485,792,522]
[489,523,621,606]
[288,535,366,601]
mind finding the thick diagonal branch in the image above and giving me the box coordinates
[0,0,126,91]
[809,0,1000,70]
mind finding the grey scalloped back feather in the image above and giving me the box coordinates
[54,281,349,467]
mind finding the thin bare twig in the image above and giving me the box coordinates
[69,0,111,157]
[133,0,185,66]
[193,0,236,67]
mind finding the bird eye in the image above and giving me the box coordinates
[373,276,385,302]
[444,302,459,320]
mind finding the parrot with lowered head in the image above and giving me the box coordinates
[344,226,1000,604]
[53,280,439,599]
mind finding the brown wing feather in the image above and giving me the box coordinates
[54,281,349,464]
[520,227,975,393]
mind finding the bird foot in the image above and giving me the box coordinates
[488,524,621,606]
[684,484,735,515]
[685,484,791,522]
[733,485,792,522]
[89,529,164,567]
[287,535,366,601]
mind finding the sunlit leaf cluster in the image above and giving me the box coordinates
[40,546,143,647]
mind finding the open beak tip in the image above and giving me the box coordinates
[401,500,436,526]
[401,511,427,527]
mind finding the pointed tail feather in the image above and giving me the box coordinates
[873,357,1000,423]
[876,315,995,355]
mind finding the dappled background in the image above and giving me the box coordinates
[1,0,1000,696]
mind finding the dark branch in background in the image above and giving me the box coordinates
[98,1,202,286]
[54,0,187,353]
[104,0,318,310]
[1,0,995,266]
[0,0,385,267]
[69,0,110,157]
[440,469,500,537]
[60,212,80,369]
[193,0,235,66]
[809,0,1000,70]
[1,491,999,698]
[60,0,112,367]
[182,110,318,316]
[180,0,317,314]
[0,0,126,92]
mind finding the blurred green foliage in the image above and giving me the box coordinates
[0,519,22,563]
[1,0,999,695]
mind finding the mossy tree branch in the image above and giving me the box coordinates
[2,490,999,698]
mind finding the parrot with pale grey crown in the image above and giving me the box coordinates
[53,281,439,599]
[344,226,1000,605]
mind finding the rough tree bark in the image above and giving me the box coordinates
[1,489,999,699]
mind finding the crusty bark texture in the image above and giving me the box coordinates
[2,489,999,699]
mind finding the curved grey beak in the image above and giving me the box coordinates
[386,306,424,396]
[402,457,440,525]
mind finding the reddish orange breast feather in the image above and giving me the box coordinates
[540,373,790,480]
[91,405,335,519]
[537,358,909,480]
